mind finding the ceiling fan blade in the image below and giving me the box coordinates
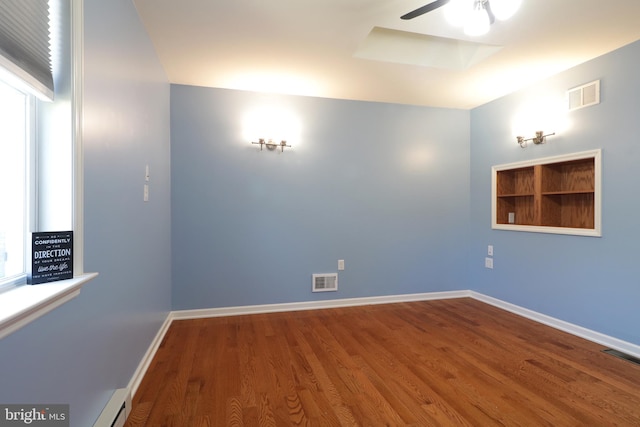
[485,0,496,24]
[401,0,451,20]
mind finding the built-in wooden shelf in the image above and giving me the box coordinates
[492,150,601,236]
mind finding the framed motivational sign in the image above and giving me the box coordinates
[29,231,74,284]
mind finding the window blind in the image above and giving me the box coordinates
[0,0,53,101]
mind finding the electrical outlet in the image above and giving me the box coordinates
[485,257,493,269]
[338,259,345,271]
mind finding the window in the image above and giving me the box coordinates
[0,0,49,291]
[0,0,95,340]
[0,79,33,290]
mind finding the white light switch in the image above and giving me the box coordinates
[145,164,150,182]
[487,245,493,256]
[338,259,345,271]
[143,184,149,202]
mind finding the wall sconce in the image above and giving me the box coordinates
[516,131,555,148]
[252,138,291,152]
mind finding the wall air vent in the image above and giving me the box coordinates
[312,273,338,292]
[603,349,640,366]
[568,80,600,111]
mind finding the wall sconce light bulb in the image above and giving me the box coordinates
[533,131,545,144]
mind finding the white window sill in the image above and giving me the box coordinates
[0,272,98,340]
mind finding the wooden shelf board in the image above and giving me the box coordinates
[498,193,535,197]
[542,190,594,196]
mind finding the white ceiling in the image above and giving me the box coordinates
[132,0,640,109]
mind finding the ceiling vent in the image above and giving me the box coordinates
[312,273,338,292]
[568,80,600,111]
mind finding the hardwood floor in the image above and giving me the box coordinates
[125,298,640,426]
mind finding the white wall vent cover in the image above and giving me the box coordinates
[312,273,338,292]
[568,80,600,111]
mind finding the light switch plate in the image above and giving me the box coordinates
[485,257,493,269]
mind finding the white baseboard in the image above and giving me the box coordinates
[469,291,640,359]
[171,291,469,320]
[127,312,174,398]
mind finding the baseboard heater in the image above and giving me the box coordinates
[94,388,131,427]
[603,349,640,366]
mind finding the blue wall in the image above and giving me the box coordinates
[0,0,172,426]
[171,86,470,309]
[469,40,640,346]
[1,2,638,423]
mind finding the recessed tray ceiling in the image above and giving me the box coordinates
[355,27,503,71]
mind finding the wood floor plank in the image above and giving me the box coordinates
[287,322,358,425]
[126,299,640,426]
[401,301,602,425]
[400,310,578,424]
[430,299,640,424]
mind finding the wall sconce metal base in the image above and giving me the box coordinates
[252,138,291,152]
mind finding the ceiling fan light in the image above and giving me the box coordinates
[464,2,490,36]
[489,0,522,21]
[444,0,472,27]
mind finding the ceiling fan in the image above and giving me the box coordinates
[401,0,521,36]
